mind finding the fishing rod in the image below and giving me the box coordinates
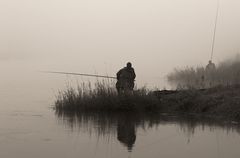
[41,71,117,79]
[210,0,220,61]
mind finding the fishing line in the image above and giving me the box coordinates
[211,0,220,61]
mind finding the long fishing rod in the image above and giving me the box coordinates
[211,0,220,61]
[41,71,117,79]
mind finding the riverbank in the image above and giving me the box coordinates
[155,85,240,120]
[55,83,240,121]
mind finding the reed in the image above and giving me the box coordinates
[167,55,240,89]
[55,80,159,112]
[55,82,240,120]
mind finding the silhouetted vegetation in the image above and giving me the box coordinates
[55,80,159,112]
[55,81,240,121]
[168,55,240,89]
[55,55,240,121]
[158,85,240,120]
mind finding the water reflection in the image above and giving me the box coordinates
[117,114,136,151]
[56,110,240,152]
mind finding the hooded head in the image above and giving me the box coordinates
[126,62,132,69]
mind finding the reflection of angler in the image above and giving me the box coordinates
[117,117,136,152]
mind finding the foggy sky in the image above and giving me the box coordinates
[1,0,240,87]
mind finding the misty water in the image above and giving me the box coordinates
[1,67,240,158]
[2,0,240,157]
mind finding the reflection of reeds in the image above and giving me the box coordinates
[56,111,240,146]
[55,80,159,111]
[56,111,162,137]
[168,67,206,89]
[168,56,240,89]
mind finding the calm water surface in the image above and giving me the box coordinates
[1,67,240,158]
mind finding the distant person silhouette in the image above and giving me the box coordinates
[205,60,216,87]
[116,62,136,94]
[206,60,216,71]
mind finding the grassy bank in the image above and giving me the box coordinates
[167,55,240,89]
[157,85,240,120]
[55,81,240,121]
[55,81,159,111]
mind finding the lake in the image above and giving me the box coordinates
[1,66,240,158]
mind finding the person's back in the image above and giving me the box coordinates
[116,62,136,94]
[206,60,216,72]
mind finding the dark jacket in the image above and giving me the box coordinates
[117,67,136,81]
[116,67,136,91]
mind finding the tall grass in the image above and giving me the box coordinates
[55,80,240,120]
[55,80,159,111]
[167,55,240,89]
